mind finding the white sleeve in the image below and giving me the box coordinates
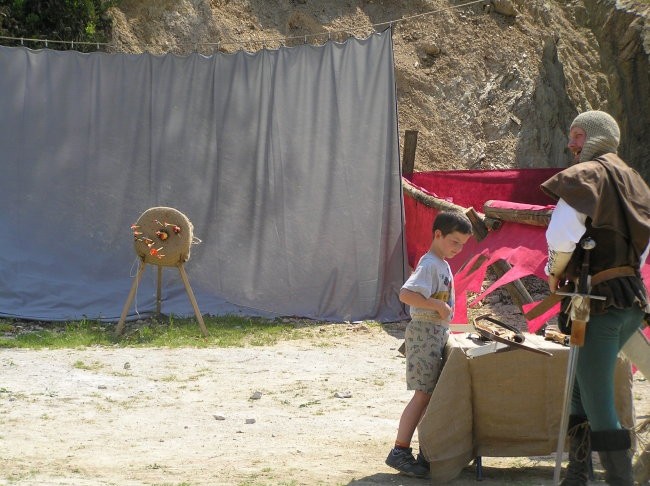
[546,198,588,252]
[641,242,650,267]
[402,260,434,298]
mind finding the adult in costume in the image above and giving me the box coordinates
[541,110,650,486]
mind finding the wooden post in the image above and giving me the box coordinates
[402,130,418,176]
[490,259,535,310]
[115,259,146,336]
[177,263,209,337]
[464,207,489,241]
[156,265,163,316]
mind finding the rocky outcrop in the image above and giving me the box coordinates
[582,0,650,178]
[506,0,649,177]
[514,34,579,168]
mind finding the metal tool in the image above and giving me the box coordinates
[553,237,602,485]
[472,314,553,357]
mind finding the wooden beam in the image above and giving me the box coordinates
[490,259,535,310]
[483,200,552,227]
[403,177,471,213]
[464,207,489,241]
[401,130,418,176]
[402,178,500,236]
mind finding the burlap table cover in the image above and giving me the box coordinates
[418,333,634,483]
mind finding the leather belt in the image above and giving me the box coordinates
[524,266,637,321]
[590,265,637,286]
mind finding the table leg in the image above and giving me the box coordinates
[474,456,483,481]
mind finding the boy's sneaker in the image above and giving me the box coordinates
[385,447,430,478]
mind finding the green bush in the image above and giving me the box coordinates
[0,0,116,51]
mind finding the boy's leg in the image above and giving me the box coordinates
[386,320,447,478]
[385,391,432,478]
[395,390,431,446]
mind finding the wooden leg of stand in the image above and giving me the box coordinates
[177,264,209,337]
[115,261,146,336]
[156,265,163,316]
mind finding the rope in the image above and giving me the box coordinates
[0,0,489,51]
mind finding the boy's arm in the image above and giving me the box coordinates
[399,288,452,320]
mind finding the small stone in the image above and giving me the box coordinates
[421,42,441,56]
[250,391,262,400]
[485,294,502,305]
[492,0,518,17]
[213,414,226,421]
[245,418,256,424]
[334,391,352,399]
[97,385,107,390]
[123,362,131,370]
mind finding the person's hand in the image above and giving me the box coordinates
[545,250,572,294]
[433,300,452,320]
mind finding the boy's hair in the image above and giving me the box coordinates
[433,210,473,236]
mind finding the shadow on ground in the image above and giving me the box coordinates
[348,462,561,485]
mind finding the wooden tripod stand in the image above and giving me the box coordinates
[114,259,209,337]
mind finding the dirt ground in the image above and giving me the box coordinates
[1,322,648,486]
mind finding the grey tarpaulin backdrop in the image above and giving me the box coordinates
[0,30,408,323]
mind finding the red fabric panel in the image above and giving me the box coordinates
[405,169,556,272]
[450,221,548,324]
[404,169,650,332]
[410,168,560,211]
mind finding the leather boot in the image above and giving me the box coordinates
[591,428,633,486]
[560,415,590,486]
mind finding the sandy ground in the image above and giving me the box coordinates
[0,323,648,486]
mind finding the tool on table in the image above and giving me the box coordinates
[471,314,553,357]
[544,328,569,346]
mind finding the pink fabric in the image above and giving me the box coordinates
[484,199,555,212]
[404,169,650,332]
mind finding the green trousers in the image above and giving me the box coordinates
[570,306,643,431]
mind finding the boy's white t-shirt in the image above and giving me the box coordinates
[402,251,454,323]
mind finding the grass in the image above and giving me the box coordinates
[73,360,104,370]
[0,316,378,350]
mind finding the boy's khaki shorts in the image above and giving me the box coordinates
[405,319,449,394]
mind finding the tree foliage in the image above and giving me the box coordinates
[0,0,116,51]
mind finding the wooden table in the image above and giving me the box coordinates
[417,332,635,483]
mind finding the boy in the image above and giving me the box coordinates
[385,210,473,478]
